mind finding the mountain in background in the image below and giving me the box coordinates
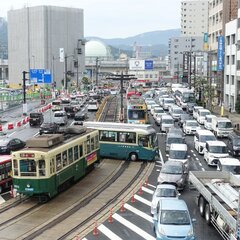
[87,29,181,58]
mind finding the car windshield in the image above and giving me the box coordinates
[155,109,164,113]
[233,139,240,145]
[30,113,41,118]
[161,165,182,174]
[155,188,177,197]
[163,119,174,124]
[167,138,184,145]
[186,121,198,127]
[209,146,227,153]
[222,165,240,174]
[206,118,212,123]
[169,150,187,159]
[199,135,216,142]
[160,210,190,225]
[165,99,174,104]
[128,110,145,120]
[173,109,183,114]
[200,111,210,117]
[54,113,65,117]
[218,122,233,128]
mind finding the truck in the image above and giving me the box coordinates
[211,116,233,137]
[189,171,240,240]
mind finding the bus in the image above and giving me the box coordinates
[83,121,158,161]
[127,97,148,124]
[126,90,141,100]
[0,155,12,193]
[174,88,195,109]
[12,126,100,201]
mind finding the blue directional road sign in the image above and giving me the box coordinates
[145,60,153,70]
[30,69,52,84]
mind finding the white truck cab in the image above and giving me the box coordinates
[196,109,211,125]
[211,117,233,137]
[217,157,240,176]
[204,114,215,130]
[203,140,229,166]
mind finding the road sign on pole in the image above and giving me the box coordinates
[30,69,52,84]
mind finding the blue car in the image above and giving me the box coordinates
[153,198,195,240]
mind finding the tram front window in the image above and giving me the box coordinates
[20,160,36,176]
[128,110,145,120]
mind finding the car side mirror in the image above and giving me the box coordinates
[192,218,197,223]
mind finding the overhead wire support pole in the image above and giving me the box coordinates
[107,72,137,122]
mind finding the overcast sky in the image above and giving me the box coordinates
[0,0,181,38]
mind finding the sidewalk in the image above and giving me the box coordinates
[210,105,240,128]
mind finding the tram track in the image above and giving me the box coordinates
[99,95,119,122]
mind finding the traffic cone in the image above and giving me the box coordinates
[139,183,143,195]
[93,221,98,236]
[120,199,125,212]
[0,125,2,131]
[131,191,135,203]
[145,177,148,186]
[108,208,113,223]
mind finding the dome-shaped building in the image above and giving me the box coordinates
[85,39,112,61]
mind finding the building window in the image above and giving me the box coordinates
[232,55,235,65]
[231,76,234,85]
[226,36,230,45]
[226,75,229,84]
[231,34,236,44]
[237,60,240,70]
[227,56,230,65]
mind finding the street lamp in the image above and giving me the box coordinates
[32,55,35,69]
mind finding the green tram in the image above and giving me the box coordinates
[83,122,158,161]
[12,127,99,201]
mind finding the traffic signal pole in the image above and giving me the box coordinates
[22,71,29,115]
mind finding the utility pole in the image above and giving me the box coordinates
[107,72,137,122]
[96,57,99,86]
[22,71,29,115]
[64,55,68,92]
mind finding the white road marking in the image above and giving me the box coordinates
[125,203,153,223]
[155,164,162,168]
[0,195,6,204]
[196,158,199,161]
[146,183,156,189]
[33,132,39,137]
[156,169,160,172]
[159,150,164,165]
[191,150,194,153]
[155,161,162,164]
[134,194,152,206]
[193,153,196,157]
[98,224,123,240]
[142,186,154,194]
[81,238,88,240]
[113,213,155,240]
[8,131,16,137]
[202,168,205,171]
[199,162,202,166]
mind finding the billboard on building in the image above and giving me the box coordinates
[203,33,209,51]
[129,60,145,70]
[217,36,224,71]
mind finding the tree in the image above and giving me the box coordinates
[81,76,90,85]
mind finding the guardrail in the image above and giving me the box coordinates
[95,96,109,121]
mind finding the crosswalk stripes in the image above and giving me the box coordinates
[142,186,154,194]
[112,213,156,240]
[98,224,123,240]
[146,183,156,189]
[134,194,152,206]
[124,203,153,223]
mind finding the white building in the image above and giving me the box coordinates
[181,0,209,37]
[224,19,237,111]
[8,6,85,88]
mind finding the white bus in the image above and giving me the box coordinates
[174,88,195,109]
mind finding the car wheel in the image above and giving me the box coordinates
[205,203,211,225]
[129,153,138,161]
[199,196,205,217]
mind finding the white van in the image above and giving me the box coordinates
[204,114,215,130]
[193,106,203,119]
[160,115,174,132]
[53,111,68,125]
[211,116,233,137]
[168,143,189,169]
[203,140,229,166]
[194,129,216,154]
[196,109,211,125]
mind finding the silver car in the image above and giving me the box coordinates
[151,184,179,216]
[157,161,188,190]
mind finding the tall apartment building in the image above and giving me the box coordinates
[208,0,237,104]
[8,6,85,88]
[181,0,209,37]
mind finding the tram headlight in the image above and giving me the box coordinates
[26,184,30,188]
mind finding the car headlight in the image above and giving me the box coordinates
[0,146,7,150]
[187,227,194,236]
[233,146,238,150]
[158,227,165,235]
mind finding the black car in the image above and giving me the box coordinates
[39,122,59,135]
[186,102,197,114]
[227,132,240,156]
[74,108,88,121]
[0,138,26,154]
[29,112,44,126]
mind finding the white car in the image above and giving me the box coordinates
[194,129,216,154]
[160,115,174,132]
[150,104,160,115]
[169,105,184,121]
[217,157,240,176]
[182,120,201,135]
[204,114,215,130]
[162,98,175,111]
[203,140,229,166]
[151,184,179,216]
[196,109,211,125]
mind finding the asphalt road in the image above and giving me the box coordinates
[3,105,221,239]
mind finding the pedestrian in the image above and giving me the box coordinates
[229,103,232,113]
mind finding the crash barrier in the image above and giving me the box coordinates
[95,96,109,121]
